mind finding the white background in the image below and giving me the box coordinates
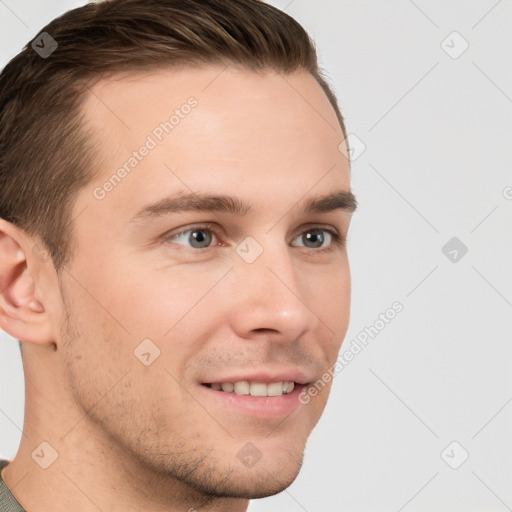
[1,1,511,511]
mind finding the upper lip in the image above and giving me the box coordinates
[201,369,311,386]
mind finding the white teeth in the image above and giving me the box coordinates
[234,381,250,395]
[283,381,295,393]
[250,382,267,397]
[221,382,234,392]
[210,380,296,397]
[267,382,284,396]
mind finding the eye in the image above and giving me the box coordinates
[164,224,343,252]
[291,228,342,251]
[166,226,219,249]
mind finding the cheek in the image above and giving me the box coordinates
[61,308,193,439]
[305,259,351,343]
[59,256,231,409]
[102,259,230,342]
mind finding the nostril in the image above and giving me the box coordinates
[252,328,279,334]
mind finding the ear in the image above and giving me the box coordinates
[0,219,55,346]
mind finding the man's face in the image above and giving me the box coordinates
[57,65,353,498]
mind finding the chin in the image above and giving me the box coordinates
[206,463,303,499]
[178,448,305,500]
[244,467,303,499]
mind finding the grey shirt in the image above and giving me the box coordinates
[0,460,25,512]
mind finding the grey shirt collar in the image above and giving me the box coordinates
[0,460,26,512]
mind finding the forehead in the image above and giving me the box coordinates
[76,65,350,222]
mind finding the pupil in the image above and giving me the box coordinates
[191,230,210,248]
[306,231,324,248]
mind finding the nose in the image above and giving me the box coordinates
[227,239,321,343]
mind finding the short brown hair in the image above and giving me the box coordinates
[0,0,348,272]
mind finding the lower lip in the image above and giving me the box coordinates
[199,384,306,419]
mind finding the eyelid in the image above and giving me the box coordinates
[292,223,341,239]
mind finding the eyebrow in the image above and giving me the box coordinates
[129,190,357,223]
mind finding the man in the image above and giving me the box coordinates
[0,0,356,510]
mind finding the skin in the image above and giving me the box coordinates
[0,65,354,511]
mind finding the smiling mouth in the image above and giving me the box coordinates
[203,381,301,397]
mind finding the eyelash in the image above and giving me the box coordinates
[163,223,345,253]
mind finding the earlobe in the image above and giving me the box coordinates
[0,220,54,345]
